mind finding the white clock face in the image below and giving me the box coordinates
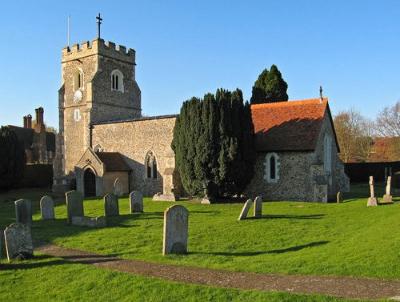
[73,89,83,103]
[73,109,81,122]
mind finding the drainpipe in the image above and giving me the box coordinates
[89,124,93,148]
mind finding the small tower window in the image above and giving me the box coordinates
[74,69,84,91]
[145,151,158,179]
[111,69,124,92]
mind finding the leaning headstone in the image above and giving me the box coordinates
[337,192,343,203]
[15,199,32,225]
[66,190,84,224]
[40,195,55,220]
[104,193,119,217]
[367,176,378,207]
[253,196,263,218]
[163,205,189,255]
[4,223,33,261]
[113,178,123,197]
[382,176,393,204]
[238,199,253,220]
[129,191,143,213]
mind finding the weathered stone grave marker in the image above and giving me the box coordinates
[238,199,253,220]
[0,230,4,259]
[129,191,143,213]
[15,199,32,225]
[104,193,119,217]
[40,195,55,220]
[382,176,393,204]
[4,223,33,261]
[253,196,263,218]
[337,192,343,203]
[163,205,189,255]
[113,178,123,197]
[367,176,378,207]
[66,190,84,224]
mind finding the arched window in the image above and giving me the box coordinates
[324,134,332,173]
[270,156,276,180]
[74,68,84,91]
[111,69,124,92]
[264,153,280,183]
[145,151,157,179]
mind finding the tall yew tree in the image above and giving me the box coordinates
[172,88,256,200]
[0,126,26,190]
[250,64,288,104]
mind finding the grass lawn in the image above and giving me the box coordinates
[0,256,356,302]
[0,185,398,301]
[1,184,399,280]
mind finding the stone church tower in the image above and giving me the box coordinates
[53,38,141,189]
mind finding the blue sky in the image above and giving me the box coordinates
[0,0,399,128]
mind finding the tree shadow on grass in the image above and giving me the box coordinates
[0,259,67,270]
[0,253,121,270]
[192,241,329,257]
[247,214,325,220]
[189,210,221,215]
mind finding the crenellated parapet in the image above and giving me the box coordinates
[62,39,135,64]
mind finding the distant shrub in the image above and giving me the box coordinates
[0,126,26,190]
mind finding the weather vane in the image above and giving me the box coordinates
[96,13,103,39]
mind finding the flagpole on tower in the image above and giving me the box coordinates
[67,15,71,47]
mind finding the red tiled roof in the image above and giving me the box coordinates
[251,98,330,152]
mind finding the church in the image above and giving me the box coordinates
[53,34,349,202]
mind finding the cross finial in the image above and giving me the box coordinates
[96,13,103,39]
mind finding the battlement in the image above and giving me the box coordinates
[62,39,135,64]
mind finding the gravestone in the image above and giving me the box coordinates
[40,195,55,220]
[104,193,119,217]
[238,199,253,220]
[253,196,263,218]
[0,230,4,259]
[163,205,189,255]
[15,199,32,225]
[4,223,33,261]
[367,176,378,207]
[337,192,343,203]
[66,190,84,224]
[113,178,123,197]
[129,191,143,213]
[382,176,393,204]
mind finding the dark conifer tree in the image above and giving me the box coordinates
[250,65,288,104]
[0,126,26,190]
[172,89,256,200]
